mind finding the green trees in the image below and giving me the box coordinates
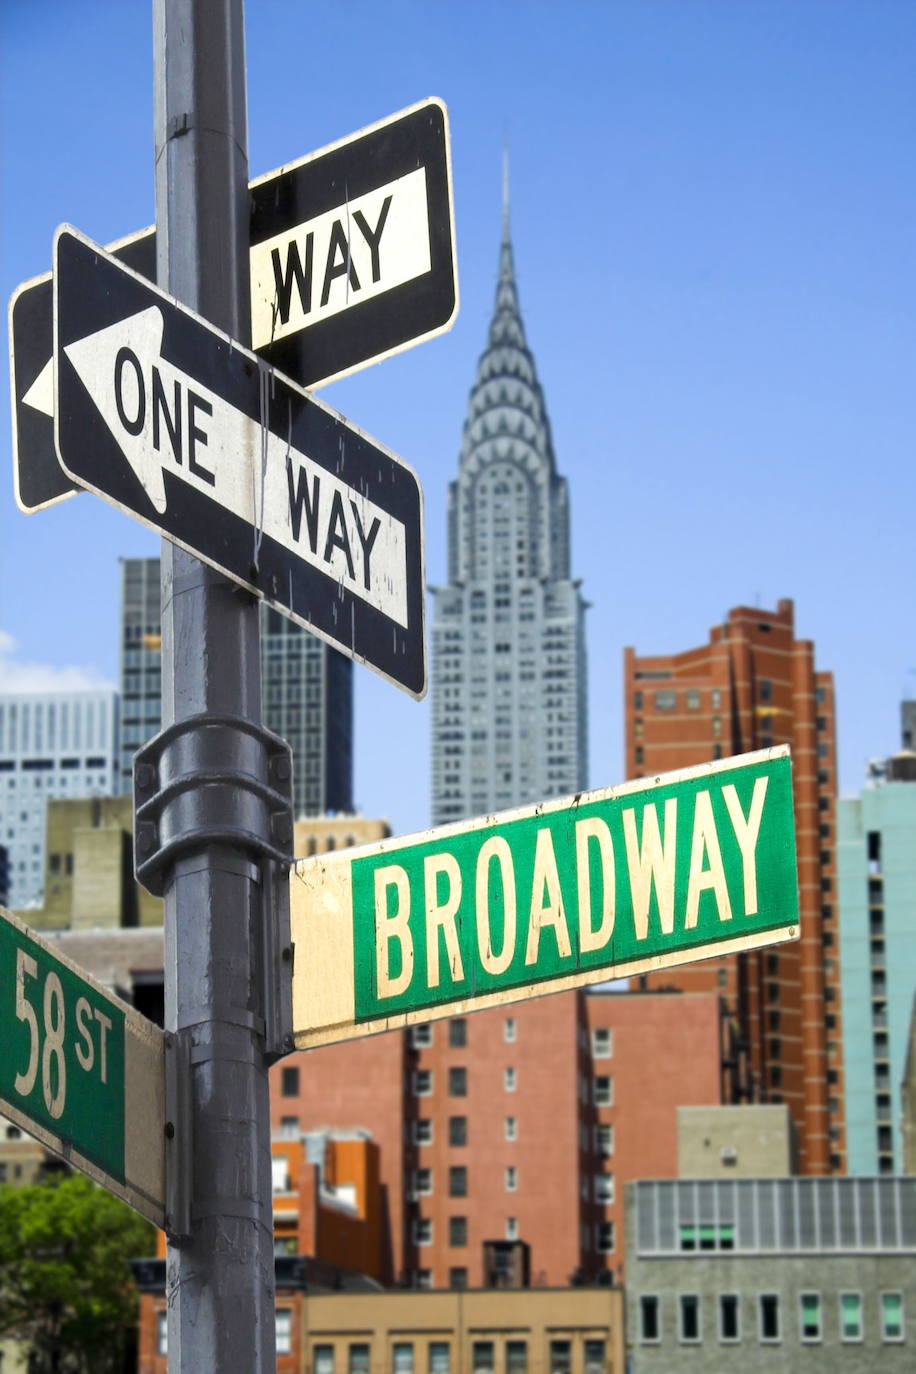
[0,1173,153,1374]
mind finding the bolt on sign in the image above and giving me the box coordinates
[0,907,165,1226]
[290,747,799,1048]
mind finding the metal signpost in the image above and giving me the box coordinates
[53,225,426,696]
[10,98,456,513]
[289,748,799,1048]
[0,907,165,1226]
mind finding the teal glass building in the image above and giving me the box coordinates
[838,711,916,1174]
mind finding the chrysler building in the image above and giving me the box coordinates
[430,180,588,824]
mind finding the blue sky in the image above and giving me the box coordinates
[2,0,915,838]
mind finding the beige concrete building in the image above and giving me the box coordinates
[294,814,390,858]
[677,1105,797,1178]
[903,994,916,1174]
[141,1284,624,1374]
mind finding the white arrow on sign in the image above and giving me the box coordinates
[63,306,409,626]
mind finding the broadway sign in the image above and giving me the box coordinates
[290,747,799,1047]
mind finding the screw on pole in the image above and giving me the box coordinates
[147,2,293,1369]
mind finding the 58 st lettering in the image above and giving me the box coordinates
[13,948,112,1122]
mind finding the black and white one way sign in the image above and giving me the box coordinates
[54,226,426,698]
[11,99,456,514]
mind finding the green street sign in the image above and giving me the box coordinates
[0,907,165,1225]
[291,747,799,1047]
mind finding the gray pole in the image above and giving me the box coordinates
[151,2,277,1368]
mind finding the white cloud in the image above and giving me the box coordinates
[0,630,116,695]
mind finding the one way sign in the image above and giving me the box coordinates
[54,225,426,698]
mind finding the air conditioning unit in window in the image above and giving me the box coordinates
[720,1146,738,1164]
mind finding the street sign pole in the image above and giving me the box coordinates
[151,2,289,1369]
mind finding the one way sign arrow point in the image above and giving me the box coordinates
[63,305,169,514]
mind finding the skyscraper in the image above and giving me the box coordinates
[623,599,843,1175]
[0,688,118,908]
[838,706,916,1174]
[430,184,587,824]
[119,558,352,817]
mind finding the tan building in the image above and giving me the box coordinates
[677,1104,796,1178]
[624,598,843,1174]
[294,814,391,858]
[141,1284,624,1374]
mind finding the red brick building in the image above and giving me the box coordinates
[623,597,844,1174]
[270,987,723,1287]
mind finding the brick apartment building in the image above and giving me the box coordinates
[269,987,724,1287]
[623,598,843,1173]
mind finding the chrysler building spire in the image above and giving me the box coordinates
[430,182,588,825]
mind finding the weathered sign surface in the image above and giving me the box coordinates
[0,907,165,1225]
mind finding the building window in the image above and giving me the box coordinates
[593,1076,613,1106]
[414,1218,432,1246]
[449,1216,467,1247]
[679,1296,701,1343]
[414,1070,432,1096]
[592,1027,612,1058]
[583,1341,604,1374]
[412,1023,433,1047]
[279,1115,298,1139]
[719,1294,740,1342]
[271,1155,290,1194]
[686,689,701,710]
[314,1345,334,1374]
[596,1221,615,1253]
[505,1116,517,1142]
[549,1341,571,1374]
[448,1067,467,1097]
[415,1270,432,1290]
[654,690,677,711]
[415,1119,433,1146]
[393,1343,414,1374]
[281,1066,299,1097]
[507,1341,527,1374]
[640,1296,660,1343]
[505,1166,517,1192]
[800,1293,821,1342]
[449,1018,467,1048]
[759,1294,780,1342]
[449,1166,467,1197]
[759,679,772,703]
[449,1116,467,1147]
[450,1267,468,1289]
[594,1174,614,1204]
[595,1124,614,1156]
[349,1345,370,1374]
[504,1017,516,1043]
[881,1292,904,1342]
[413,1168,432,1197]
[157,1312,168,1355]
[276,1309,292,1356]
[429,1343,450,1374]
[840,1293,863,1342]
[504,1067,516,1092]
[472,1342,494,1374]
[505,1216,518,1240]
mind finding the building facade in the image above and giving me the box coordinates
[0,688,118,908]
[430,200,587,826]
[838,733,916,1174]
[139,1283,625,1374]
[118,557,353,815]
[269,987,724,1287]
[626,1176,916,1371]
[623,598,843,1174]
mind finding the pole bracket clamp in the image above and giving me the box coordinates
[133,712,294,896]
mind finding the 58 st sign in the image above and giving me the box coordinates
[0,908,166,1226]
[12,943,115,1132]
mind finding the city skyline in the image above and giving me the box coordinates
[2,1,915,839]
